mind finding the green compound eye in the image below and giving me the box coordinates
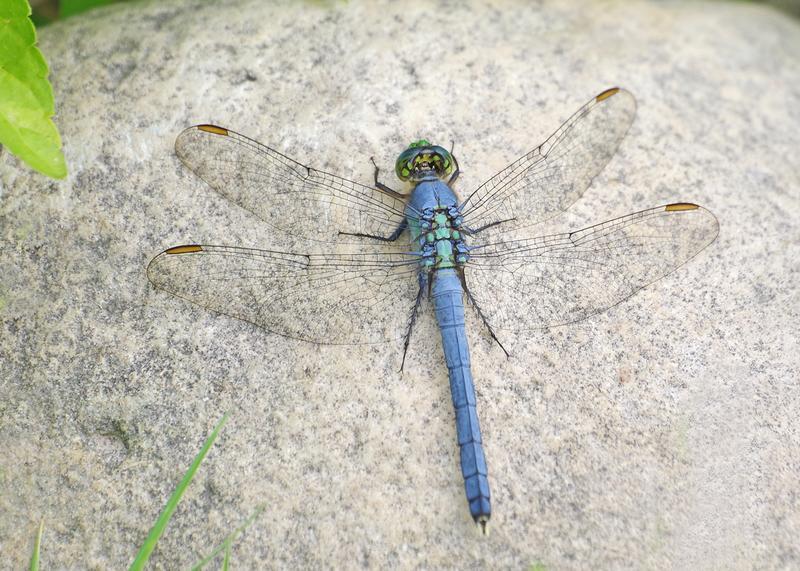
[395,141,456,181]
[428,145,454,177]
[395,147,420,180]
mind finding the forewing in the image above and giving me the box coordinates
[460,88,637,234]
[465,204,719,334]
[174,125,409,242]
[147,244,419,344]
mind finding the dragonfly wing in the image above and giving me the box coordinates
[174,125,409,242]
[460,88,637,234]
[465,203,719,334]
[147,244,420,344]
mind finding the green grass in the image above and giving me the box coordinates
[128,413,229,569]
[30,0,130,25]
[30,413,263,568]
[191,505,266,570]
[28,520,43,571]
[59,0,127,18]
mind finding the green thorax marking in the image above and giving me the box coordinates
[435,240,455,269]
[424,208,458,269]
[433,212,450,240]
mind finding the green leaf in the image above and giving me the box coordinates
[29,520,43,571]
[0,0,67,179]
[128,414,229,571]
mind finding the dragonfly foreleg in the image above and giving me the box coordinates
[338,219,408,242]
[447,145,461,186]
[462,218,516,235]
[400,271,430,372]
[370,156,404,198]
[459,269,510,359]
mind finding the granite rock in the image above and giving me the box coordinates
[1,0,799,568]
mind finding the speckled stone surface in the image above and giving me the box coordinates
[1,0,799,568]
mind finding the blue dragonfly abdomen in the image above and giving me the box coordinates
[433,268,491,530]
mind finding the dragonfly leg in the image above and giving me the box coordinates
[463,218,516,235]
[459,269,510,358]
[399,272,429,372]
[447,146,461,186]
[339,219,407,242]
[370,157,404,198]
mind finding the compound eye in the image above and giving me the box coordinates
[442,153,454,175]
[428,146,454,176]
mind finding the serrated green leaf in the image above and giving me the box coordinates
[0,0,67,179]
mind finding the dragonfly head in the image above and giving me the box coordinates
[395,140,455,182]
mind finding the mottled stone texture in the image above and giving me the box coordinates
[1,0,799,568]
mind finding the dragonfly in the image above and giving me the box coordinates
[147,87,718,534]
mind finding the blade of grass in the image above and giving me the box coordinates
[128,413,229,571]
[222,541,231,571]
[28,520,43,571]
[190,505,265,570]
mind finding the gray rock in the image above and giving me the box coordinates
[1,0,799,567]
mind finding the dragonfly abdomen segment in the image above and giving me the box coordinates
[432,268,491,532]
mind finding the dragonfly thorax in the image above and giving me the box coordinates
[418,206,469,270]
[395,141,455,182]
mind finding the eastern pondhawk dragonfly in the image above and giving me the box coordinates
[147,87,718,533]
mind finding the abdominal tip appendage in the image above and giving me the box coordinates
[476,516,490,536]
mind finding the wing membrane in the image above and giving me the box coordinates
[460,87,637,234]
[465,204,719,334]
[147,244,420,344]
[174,125,409,242]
